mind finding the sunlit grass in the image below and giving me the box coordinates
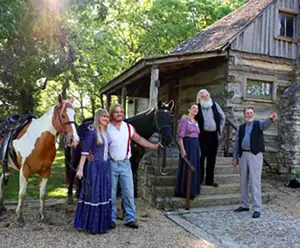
[4,149,68,200]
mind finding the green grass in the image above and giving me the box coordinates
[4,150,69,200]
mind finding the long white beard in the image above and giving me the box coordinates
[200,98,213,109]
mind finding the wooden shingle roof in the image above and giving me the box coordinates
[171,0,275,54]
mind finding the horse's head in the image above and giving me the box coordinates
[53,94,79,148]
[154,100,174,146]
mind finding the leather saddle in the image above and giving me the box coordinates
[0,114,36,133]
[0,113,36,185]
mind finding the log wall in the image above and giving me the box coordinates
[226,50,295,172]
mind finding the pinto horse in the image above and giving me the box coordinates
[64,100,174,200]
[0,95,79,224]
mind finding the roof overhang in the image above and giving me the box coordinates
[100,50,227,95]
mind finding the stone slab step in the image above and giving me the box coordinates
[140,164,239,176]
[143,173,240,187]
[214,174,240,184]
[155,192,275,209]
[153,184,240,197]
[148,157,234,168]
[214,166,239,174]
[151,183,271,197]
[144,174,177,187]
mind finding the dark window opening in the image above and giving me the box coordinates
[278,13,295,39]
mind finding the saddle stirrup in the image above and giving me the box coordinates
[0,132,11,186]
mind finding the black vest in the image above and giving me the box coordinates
[238,121,265,157]
[195,102,221,134]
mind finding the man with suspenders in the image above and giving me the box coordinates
[108,104,162,229]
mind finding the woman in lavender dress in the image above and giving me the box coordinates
[175,103,201,198]
[74,108,112,234]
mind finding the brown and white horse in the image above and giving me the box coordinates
[0,95,79,224]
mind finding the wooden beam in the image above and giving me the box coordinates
[100,94,104,109]
[100,60,147,94]
[121,85,127,115]
[100,51,227,95]
[106,94,111,111]
[149,66,159,108]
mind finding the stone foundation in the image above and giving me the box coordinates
[279,83,300,176]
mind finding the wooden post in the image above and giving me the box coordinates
[100,94,104,109]
[185,168,192,210]
[225,119,230,157]
[106,94,111,111]
[121,85,127,116]
[149,66,159,108]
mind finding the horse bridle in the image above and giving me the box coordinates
[54,103,76,134]
[154,108,172,134]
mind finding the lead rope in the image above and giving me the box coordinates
[66,147,92,200]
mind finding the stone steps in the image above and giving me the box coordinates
[155,192,275,209]
[215,166,239,174]
[149,157,234,168]
[215,174,240,184]
[143,172,240,188]
[142,164,239,177]
[139,155,276,210]
[154,184,240,197]
[151,183,271,197]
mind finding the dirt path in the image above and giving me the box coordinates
[0,198,209,248]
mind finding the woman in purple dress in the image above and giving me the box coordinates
[175,103,201,199]
[74,108,112,234]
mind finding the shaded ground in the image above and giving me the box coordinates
[0,198,209,248]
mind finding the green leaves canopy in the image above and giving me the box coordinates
[0,0,245,120]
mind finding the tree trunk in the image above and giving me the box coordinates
[62,77,69,99]
[90,96,96,117]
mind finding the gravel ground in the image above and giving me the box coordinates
[180,207,300,248]
[1,176,299,248]
[168,176,300,248]
[0,198,208,248]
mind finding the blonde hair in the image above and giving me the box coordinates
[109,103,124,119]
[196,89,210,104]
[94,108,109,145]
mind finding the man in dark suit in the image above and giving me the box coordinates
[232,107,277,218]
[195,89,225,187]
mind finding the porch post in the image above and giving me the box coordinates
[121,85,127,116]
[100,94,104,109]
[106,94,111,111]
[149,66,159,108]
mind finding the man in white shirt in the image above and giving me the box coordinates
[108,104,161,229]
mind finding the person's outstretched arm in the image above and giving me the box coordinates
[131,130,162,150]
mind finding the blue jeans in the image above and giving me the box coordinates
[110,159,136,223]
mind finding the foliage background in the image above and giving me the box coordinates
[0,0,246,122]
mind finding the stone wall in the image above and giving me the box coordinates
[278,6,300,176]
[137,133,179,208]
[226,50,295,172]
[177,61,227,118]
[279,83,300,175]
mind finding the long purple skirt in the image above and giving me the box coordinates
[74,159,112,233]
[175,137,201,198]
